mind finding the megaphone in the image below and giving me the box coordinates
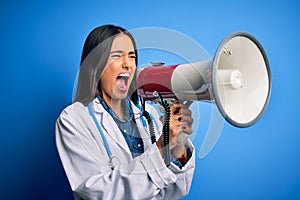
[137,32,271,128]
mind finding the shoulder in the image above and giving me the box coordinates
[56,101,101,138]
[56,102,91,127]
[58,102,86,118]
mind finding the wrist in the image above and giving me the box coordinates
[172,144,187,164]
[175,147,187,165]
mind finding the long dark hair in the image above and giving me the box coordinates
[74,24,138,106]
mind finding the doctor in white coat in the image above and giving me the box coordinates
[56,24,195,200]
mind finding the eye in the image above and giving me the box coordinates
[111,54,121,58]
[129,52,136,59]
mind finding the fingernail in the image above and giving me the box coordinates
[173,108,180,115]
[182,126,186,129]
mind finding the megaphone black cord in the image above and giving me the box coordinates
[142,111,156,144]
[139,94,171,166]
[159,97,171,166]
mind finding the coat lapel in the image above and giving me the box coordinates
[92,98,157,155]
[131,103,153,149]
[92,98,131,155]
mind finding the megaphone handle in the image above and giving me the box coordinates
[177,132,190,144]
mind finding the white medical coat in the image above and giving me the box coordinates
[55,98,195,200]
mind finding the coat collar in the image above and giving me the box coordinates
[92,97,144,117]
[92,97,106,113]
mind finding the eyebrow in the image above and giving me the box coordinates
[110,50,136,54]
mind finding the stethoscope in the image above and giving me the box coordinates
[87,96,155,170]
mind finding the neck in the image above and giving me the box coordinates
[111,100,124,120]
[102,96,125,120]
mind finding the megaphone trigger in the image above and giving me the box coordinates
[183,100,193,108]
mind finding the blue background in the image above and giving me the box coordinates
[1,0,299,199]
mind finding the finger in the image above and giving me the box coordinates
[170,121,192,133]
[172,105,182,115]
[181,125,193,135]
[171,106,192,116]
[169,120,186,129]
[170,103,187,114]
[179,108,192,116]
[178,115,194,126]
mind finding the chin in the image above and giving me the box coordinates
[113,92,129,101]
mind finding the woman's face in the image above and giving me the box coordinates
[100,34,136,105]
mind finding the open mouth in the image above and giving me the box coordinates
[116,73,130,92]
[117,73,130,80]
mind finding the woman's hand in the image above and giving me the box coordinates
[157,102,194,163]
[169,102,193,149]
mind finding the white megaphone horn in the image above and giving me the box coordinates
[137,32,271,128]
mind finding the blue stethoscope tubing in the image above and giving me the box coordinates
[87,100,152,169]
[87,103,115,168]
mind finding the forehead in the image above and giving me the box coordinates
[111,34,135,52]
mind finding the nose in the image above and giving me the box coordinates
[122,55,133,69]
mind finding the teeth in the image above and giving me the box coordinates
[118,73,130,78]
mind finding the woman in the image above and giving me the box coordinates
[56,24,195,199]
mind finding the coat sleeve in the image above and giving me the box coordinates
[55,104,195,200]
[145,102,196,199]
